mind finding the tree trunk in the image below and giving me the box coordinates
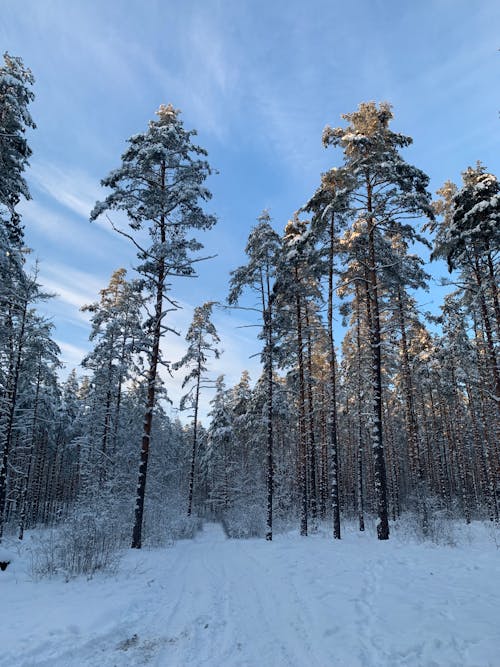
[131,162,166,549]
[366,182,389,540]
[295,267,308,537]
[305,303,317,525]
[328,212,341,539]
[187,356,201,517]
[265,300,274,541]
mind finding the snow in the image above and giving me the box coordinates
[1,521,499,666]
[0,546,13,563]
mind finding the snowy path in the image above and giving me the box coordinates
[1,521,499,666]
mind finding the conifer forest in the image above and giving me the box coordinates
[1,44,500,666]
[2,52,499,546]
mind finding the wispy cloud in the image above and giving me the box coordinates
[55,340,88,370]
[39,262,107,313]
[127,6,239,140]
[29,161,103,221]
[21,199,105,259]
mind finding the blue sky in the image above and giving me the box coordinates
[2,0,499,418]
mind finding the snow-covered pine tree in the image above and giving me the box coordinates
[173,302,220,517]
[338,278,373,530]
[430,166,499,521]
[228,211,280,540]
[0,53,43,541]
[204,376,233,514]
[305,168,352,539]
[227,370,263,517]
[56,370,85,516]
[0,52,35,246]
[91,104,217,548]
[81,269,144,482]
[229,370,254,480]
[13,314,60,539]
[323,102,434,539]
[274,214,323,536]
[433,164,500,412]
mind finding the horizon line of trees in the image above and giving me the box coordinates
[0,53,498,555]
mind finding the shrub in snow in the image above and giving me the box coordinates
[487,522,500,550]
[395,502,458,547]
[222,503,266,539]
[29,511,119,580]
[142,497,202,547]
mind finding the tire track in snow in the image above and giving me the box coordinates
[246,548,326,665]
[154,522,236,665]
[354,554,391,666]
[159,523,321,666]
[222,545,298,665]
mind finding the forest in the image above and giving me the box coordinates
[0,50,499,577]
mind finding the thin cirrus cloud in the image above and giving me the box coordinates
[166,12,237,140]
[20,199,106,259]
[55,340,90,370]
[39,262,107,311]
[29,161,104,222]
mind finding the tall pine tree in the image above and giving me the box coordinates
[323,102,433,539]
[91,104,217,548]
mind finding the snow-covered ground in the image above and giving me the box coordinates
[1,521,499,667]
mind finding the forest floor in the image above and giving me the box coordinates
[1,520,499,667]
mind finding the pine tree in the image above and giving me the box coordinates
[91,104,216,548]
[81,268,144,479]
[227,371,260,512]
[323,102,434,539]
[0,271,54,539]
[174,302,220,516]
[305,168,352,538]
[274,214,323,536]
[433,164,500,410]
[228,211,280,540]
[0,52,35,245]
[204,376,233,514]
[14,315,60,539]
[0,53,38,541]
